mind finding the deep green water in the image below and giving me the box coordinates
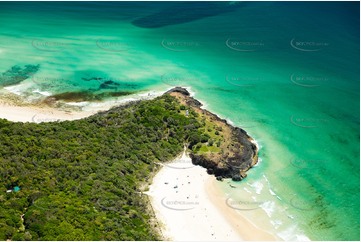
[0,2,359,240]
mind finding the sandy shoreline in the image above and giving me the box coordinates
[0,104,95,123]
[0,89,165,123]
[145,150,277,241]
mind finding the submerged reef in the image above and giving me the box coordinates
[0,64,40,87]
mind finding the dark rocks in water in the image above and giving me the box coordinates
[132,2,243,28]
[82,75,138,90]
[99,83,110,89]
[216,176,223,181]
[46,91,96,102]
[232,171,247,181]
[231,174,242,182]
[104,80,119,85]
[45,90,134,103]
[99,80,120,90]
[108,91,134,98]
[0,64,40,87]
[99,80,137,89]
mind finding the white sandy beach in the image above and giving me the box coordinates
[145,150,277,241]
[0,89,164,123]
[0,104,95,123]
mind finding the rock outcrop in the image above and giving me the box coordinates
[167,87,258,182]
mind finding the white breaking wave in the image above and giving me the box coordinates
[260,201,275,218]
[4,85,24,95]
[33,89,52,96]
[270,219,283,229]
[250,181,264,195]
[225,118,234,126]
[243,187,252,194]
[269,188,276,196]
[66,101,90,107]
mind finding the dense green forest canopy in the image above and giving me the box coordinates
[0,94,210,240]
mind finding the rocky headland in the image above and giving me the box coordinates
[166,87,258,181]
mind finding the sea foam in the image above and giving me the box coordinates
[250,181,264,195]
[4,85,23,95]
[260,201,275,218]
[33,89,52,96]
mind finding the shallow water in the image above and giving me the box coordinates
[0,2,359,240]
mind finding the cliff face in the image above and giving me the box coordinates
[190,127,258,181]
[167,87,258,181]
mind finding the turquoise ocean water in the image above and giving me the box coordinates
[0,2,359,240]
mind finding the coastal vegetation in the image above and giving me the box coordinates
[0,88,257,240]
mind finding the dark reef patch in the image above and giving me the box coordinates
[99,80,120,90]
[45,90,134,103]
[81,74,138,90]
[0,64,40,87]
